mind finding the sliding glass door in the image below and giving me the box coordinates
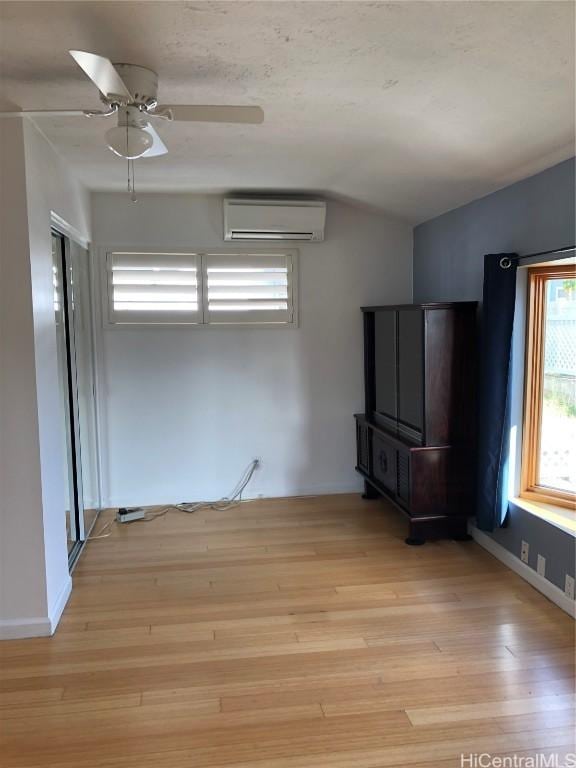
[52,231,101,566]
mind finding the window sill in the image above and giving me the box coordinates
[510,496,576,537]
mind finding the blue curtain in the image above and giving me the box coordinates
[476,253,519,531]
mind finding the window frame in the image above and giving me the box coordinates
[98,246,299,329]
[520,264,576,509]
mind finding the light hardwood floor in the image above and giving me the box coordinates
[1,494,574,767]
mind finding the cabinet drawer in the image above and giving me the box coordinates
[373,435,397,493]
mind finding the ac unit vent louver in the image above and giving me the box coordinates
[224,199,326,242]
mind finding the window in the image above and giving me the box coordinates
[107,252,201,325]
[521,265,576,508]
[204,253,293,325]
[104,250,297,327]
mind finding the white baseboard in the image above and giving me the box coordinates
[48,576,72,633]
[0,616,52,640]
[0,576,72,640]
[470,525,576,619]
[247,483,364,499]
[103,484,364,509]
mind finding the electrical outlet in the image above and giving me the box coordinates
[565,575,575,600]
[536,554,546,577]
[520,540,530,564]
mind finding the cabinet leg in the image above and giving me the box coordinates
[405,521,425,545]
[361,481,380,500]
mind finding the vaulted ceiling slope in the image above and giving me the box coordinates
[0,1,574,222]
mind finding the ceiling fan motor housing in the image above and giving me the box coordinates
[117,105,151,129]
[100,63,159,109]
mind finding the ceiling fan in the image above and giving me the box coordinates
[1,50,264,159]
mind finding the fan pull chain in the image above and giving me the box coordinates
[124,122,137,202]
[126,123,130,193]
[130,159,137,203]
[126,157,138,203]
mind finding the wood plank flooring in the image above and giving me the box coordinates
[1,494,574,767]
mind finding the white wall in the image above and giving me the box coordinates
[92,193,412,506]
[0,119,91,638]
[0,120,44,632]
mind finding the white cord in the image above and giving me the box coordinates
[144,459,259,521]
[87,519,114,539]
[87,459,260,539]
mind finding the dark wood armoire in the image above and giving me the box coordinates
[355,302,477,544]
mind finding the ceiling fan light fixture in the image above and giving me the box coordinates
[105,125,153,159]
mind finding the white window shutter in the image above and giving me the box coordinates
[203,252,294,325]
[107,252,201,325]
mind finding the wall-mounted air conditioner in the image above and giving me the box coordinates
[224,199,326,242]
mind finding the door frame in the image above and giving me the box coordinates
[51,215,101,569]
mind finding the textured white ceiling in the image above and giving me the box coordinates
[0,1,574,222]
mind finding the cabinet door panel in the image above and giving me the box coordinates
[374,310,397,421]
[373,435,397,494]
[398,309,423,433]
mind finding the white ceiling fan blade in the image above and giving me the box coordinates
[70,50,132,100]
[142,123,168,157]
[155,105,264,124]
[0,110,88,117]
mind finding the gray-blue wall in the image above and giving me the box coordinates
[414,158,575,303]
[413,158,576,594]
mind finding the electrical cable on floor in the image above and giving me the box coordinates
[87,519,114,540]
[87,459,260,540]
